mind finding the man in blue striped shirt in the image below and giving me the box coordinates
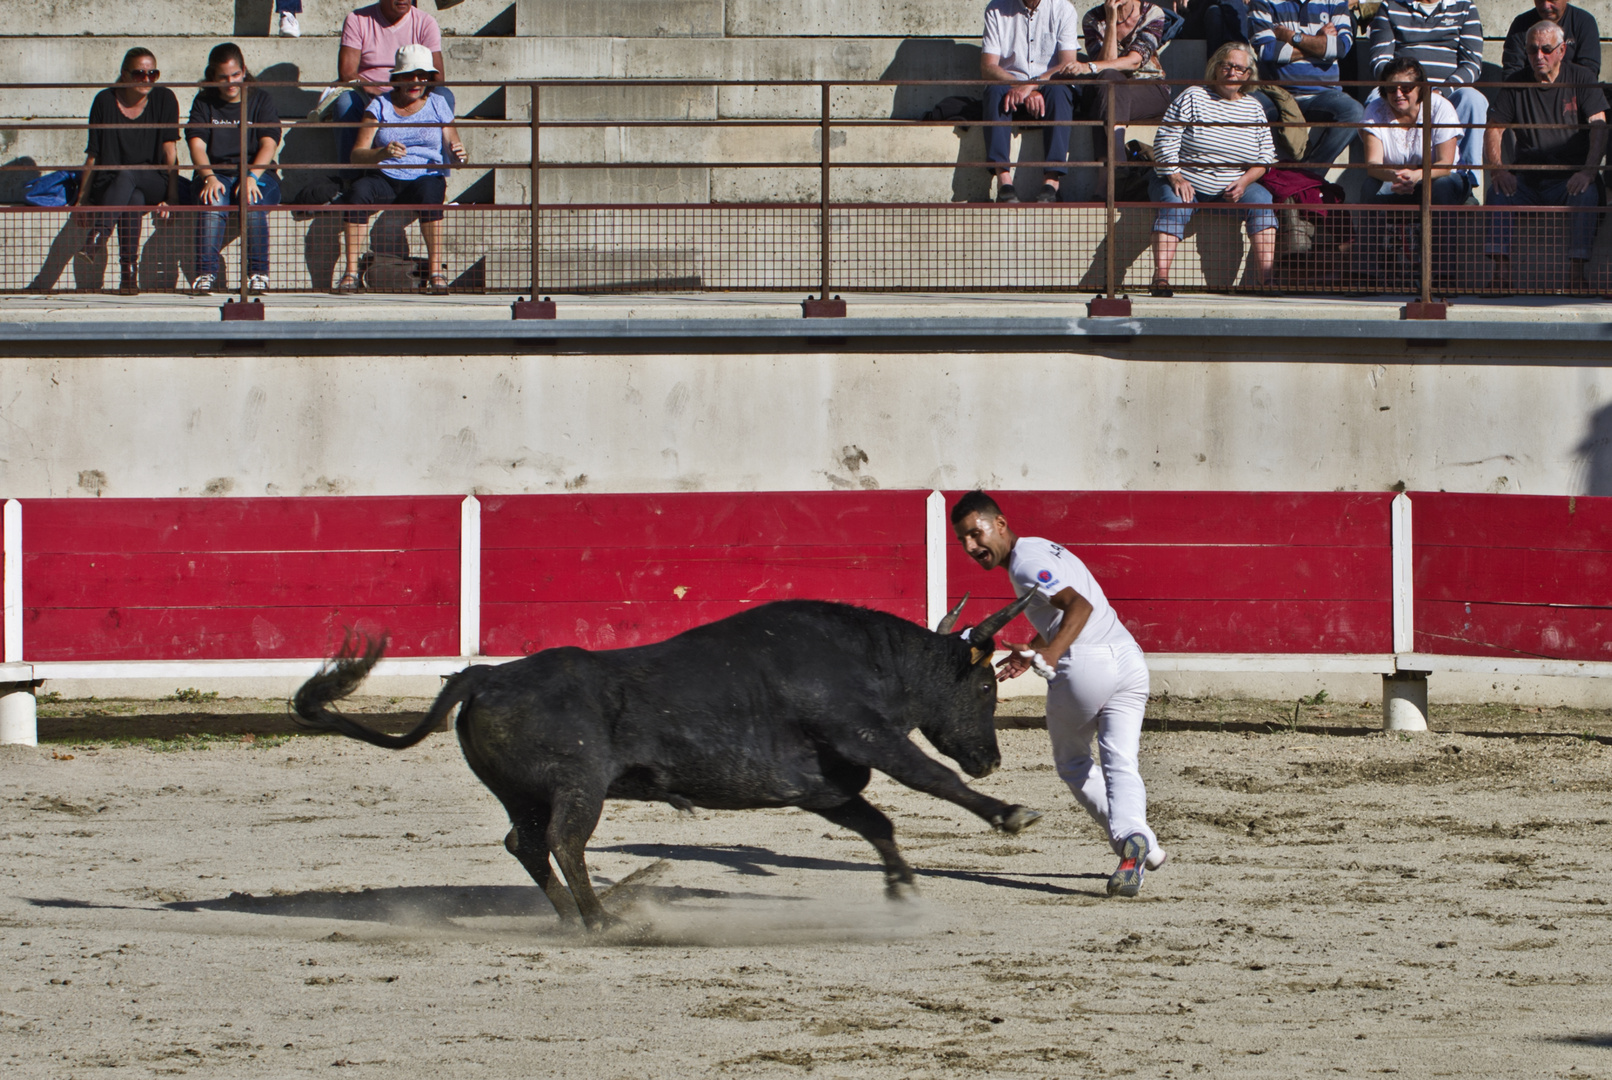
[1249,0,1364,170]
[1369,0,1488,167]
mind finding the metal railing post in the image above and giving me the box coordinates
[804,81,844,316]
[514,81,555,318]
[221,80,261,320]
[1089,78,1131,316]
[1404,79,1446,319]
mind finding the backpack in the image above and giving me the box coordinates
[24,170,80,207]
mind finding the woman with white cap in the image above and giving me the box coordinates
[339,42,463,294]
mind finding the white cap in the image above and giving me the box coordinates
[390,43,434,78]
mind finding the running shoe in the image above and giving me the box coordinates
[278,12,301,36]
[247,273,270,295]
[1107,833,1149,897]
[191,273,215,296]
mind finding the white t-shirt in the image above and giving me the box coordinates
[1006,536,1137,650]
[982,0,1082,82]
[1363,94,1460,195]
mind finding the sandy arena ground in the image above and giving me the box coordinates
[4,696,1612,1078]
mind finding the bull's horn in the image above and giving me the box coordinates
[933,593,970,635]
[967,592,1036,648]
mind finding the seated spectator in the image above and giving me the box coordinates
[333,0,450,165]
[186,43,282,296]
[1502,0,1599,79]
[1359,56,1470,286]
[980,0,1082,202]
[72,48,180,296]
[1483,20,1608,291]
[339,45,463,295]
[1043,0,1175,168]
[1249,0,1364,172]
[1368,0,1487,167]
[1362,57,1471,203]
[1148,42,1279,294]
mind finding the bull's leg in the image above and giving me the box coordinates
[545,789,610,931]
[845,734,1041,835]
[503,803,580,924]
[812,795,918,900]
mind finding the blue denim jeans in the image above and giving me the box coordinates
[193,172,281,276]
[1292,88,1363,168]
[1148,173,1277,238]
[1485,175,1602,261]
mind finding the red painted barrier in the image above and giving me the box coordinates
[21,497,462,661]
[1413,492,1612,662]
[943,491,1395,653]
[479,491,927,654]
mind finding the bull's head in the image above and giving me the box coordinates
[923,591,1036,778]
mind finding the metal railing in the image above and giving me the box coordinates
[2,77,1608,314]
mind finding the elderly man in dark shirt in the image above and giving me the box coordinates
[1484,19,1608,291]
[1502,0,1600,78]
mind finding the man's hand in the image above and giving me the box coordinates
[1568,167,1595,196]
[1492,168,1519,196]
[995,644,1033,681]
[1005,83,1044,116]
[1169,173,1196,202]
[155,199,170,221]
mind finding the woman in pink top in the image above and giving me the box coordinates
[330,0,449,163]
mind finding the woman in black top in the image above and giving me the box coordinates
[72,47,180,295]
[185,42,282,296]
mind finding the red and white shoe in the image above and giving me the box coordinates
[1107,833,1150,897]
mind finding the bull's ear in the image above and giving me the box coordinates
[970,647,990,666]
[967,591,1036,648]
[934,593,969,635]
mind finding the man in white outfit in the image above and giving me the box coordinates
[950,490,1165,897]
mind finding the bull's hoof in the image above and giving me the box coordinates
[885,878,920,902]
[995,806,1043,835]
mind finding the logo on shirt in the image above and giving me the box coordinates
[1037,570,1055,584]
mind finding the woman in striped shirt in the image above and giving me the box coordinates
[1147,42,1279,295]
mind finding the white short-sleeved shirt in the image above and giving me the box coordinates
[1006,536,1137,650]
[982,0,1082,82]
[1363,94,1461,194]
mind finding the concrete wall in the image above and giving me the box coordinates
[2,346,1608,500]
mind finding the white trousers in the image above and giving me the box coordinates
[1045,642,1156,855]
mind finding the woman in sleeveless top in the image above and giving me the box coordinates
[72,48,181,295]
[340,43,464,294]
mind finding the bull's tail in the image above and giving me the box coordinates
[292,632,483,750]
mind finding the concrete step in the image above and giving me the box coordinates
[5,0,514,37]
[515,0,722,37]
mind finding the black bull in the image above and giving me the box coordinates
[291,594,1041,929]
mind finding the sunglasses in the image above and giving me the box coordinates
[125,69,161,80]
[1525,42,1563,54]
[395,71,433,81]
[1384,84,1417,96]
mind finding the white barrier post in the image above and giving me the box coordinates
[926,491,947,631]
[460,495,481,659]
[1385,492,1428,731]
[1,499,37,746]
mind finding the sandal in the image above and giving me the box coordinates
[334,273,361,294]
[426,273,450,295]
[1149,277,1173,298]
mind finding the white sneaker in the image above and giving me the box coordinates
[278,11,300,36]
[247,273,270,295]
[191,273,215,296]
[1145,846,1169,871]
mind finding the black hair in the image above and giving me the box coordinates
[202,42,253,100]
[1379,56,1427,87]
[949,490,1004,525]
[120,47,156,78]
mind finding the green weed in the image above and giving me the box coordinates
[163,688,220,704]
